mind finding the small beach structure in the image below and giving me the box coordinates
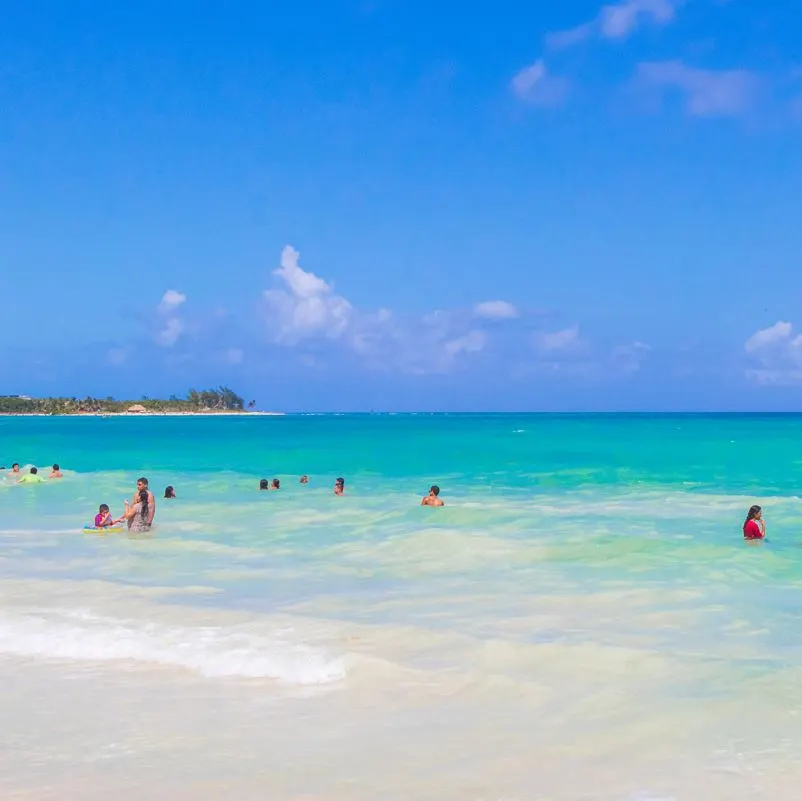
[127,404,147,414]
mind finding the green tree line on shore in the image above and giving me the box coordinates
[0,387,254,415]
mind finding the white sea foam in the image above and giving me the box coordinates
[0,609,346,684]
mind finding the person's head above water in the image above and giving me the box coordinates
[52,464,60,472]
[164,485,175,498]
[300,475,309,484]
[11,463,19,472]
[271,479,280,489]
[30,467,38,475]
[334,477,345,494]
[429,485,440,496]
[259,479,269,490]
[746,504,762,521]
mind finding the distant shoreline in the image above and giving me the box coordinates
[0,411,284,418]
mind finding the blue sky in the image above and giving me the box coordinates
[2,0,802,411]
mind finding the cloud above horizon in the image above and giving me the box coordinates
[510,60,569,105]
[474,300,520,320]
[636,61,758,117]
[155,289,187,348]
[546,0,681,50]
[745,321,802,385]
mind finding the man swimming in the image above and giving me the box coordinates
[421,485,444,507]
[50,464,63,479]
[131,477,156,526]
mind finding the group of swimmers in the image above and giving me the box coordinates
[7,458,764,539]
[2,463,63,483]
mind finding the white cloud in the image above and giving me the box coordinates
[157,317,184,348]
[600,0,678,39]
[511,60,569,105]
[547,0,679,49]
[264,246,353,343]
[637,61,757,116]
[546,23,594,50]
[443,330,487,360]
[745,321,794,353]
[535,325,582,353]
[744,321,802,384]
[474,300,520,320]
[158,290,187,313]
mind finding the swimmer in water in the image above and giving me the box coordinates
[17,467,44,484]
[271,478,280,490]
[9,463,20,475]
[164,485,176,499]
[421,485,444,507]
[50,464,63,479]
[259,479,269,491]
[743,505,765,540]
[300,475,309,484]
[334,477,345,496]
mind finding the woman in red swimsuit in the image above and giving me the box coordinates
[743,505,765,540]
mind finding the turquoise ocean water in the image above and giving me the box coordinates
[1,414,802,800]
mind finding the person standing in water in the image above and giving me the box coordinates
[334,477,345,495]
[421,485,444,507]
[119,489,152,533]
[50,464,63,479]
[743,505,765,540]
[164,485,176,499]
[131,477,156,527]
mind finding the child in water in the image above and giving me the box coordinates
[93,504,115,528]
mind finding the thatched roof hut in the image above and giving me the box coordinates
[127,404,147,414]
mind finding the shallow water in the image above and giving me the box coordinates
[1,414,801,800]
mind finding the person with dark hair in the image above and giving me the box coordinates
[259,479,269,491]
[120,489,152,533]
[271,478,280,490]
[50,464,63,479]
[299,475,309,485]
[93,504,114,528]
[421,485,444,507]
[9,463,20,474]
[130,477,156,526]
[744,505,765,540]
[164,485,176,499]
[17,466,44,484]
[334,477,345,496]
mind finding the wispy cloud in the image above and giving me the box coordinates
[547,0,681,50]
[611,341,651,374]
[474,300,519,320]
[155,289,187,348]
[510,60,569,105]
[636,60,758,116]
[158,289,187,313]
[534,325,583,354]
